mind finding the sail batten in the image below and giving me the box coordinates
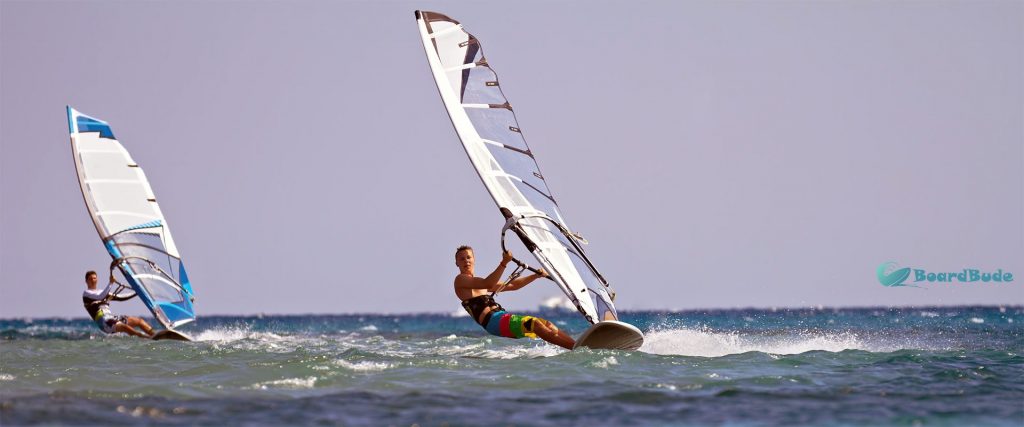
[429,24,464,38]
[68,106,195,330]
[83,179,145,184]
[445,63,480,72]
[416,11,619,324]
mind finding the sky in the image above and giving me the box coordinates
[1,0,1021,318]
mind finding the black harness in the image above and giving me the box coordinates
[461,294,505,327]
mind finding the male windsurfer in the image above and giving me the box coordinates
[454,246,575,349]
[81,270,155,338]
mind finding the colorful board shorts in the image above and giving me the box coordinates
[483,310,554,339]
[93,311,127,334]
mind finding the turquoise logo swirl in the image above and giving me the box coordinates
[877,261,913,287]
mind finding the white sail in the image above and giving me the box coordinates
[416,11,618,324]
[68,107,195,329]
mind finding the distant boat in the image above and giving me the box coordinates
[538,296,575,314]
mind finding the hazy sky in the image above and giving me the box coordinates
[1,1,1021,319]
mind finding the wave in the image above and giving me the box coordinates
[0,324,94,341]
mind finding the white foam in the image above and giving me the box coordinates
[117,405,167,419]
[437,339,563,359]
[252,376,317,389]
[334,359,393,372]
[521,344,563,359]
[360,325,379,332]
[639,327,880,357]
[590,356,619,369]
[192,326,319,353]
[20,325,80,335]
[0,374,15,381]
[433,341,490,356]
[193,326,281,342]
[471,348,525,359]
[970,317,985,324]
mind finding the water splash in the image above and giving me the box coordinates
[639,327,887,356]
[590,356,619,369]
[193,326,283,343]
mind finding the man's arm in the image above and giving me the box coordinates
[85,286,123,307]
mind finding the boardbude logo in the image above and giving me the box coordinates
[877,261,1014,288]
[877,261,914,288]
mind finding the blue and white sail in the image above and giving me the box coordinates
[67,107,196,329]
[415,11,619,324]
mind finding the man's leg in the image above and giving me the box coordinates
[113,322,149,338]
[532,320,575,350]
[125,317,155,337]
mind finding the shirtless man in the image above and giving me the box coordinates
[81,270,155,338]
[454,245,575,349]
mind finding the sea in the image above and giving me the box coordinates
[1,306,1021,426]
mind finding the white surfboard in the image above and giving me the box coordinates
[573,320,644,351]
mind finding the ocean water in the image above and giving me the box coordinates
[1,306,1021,426]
